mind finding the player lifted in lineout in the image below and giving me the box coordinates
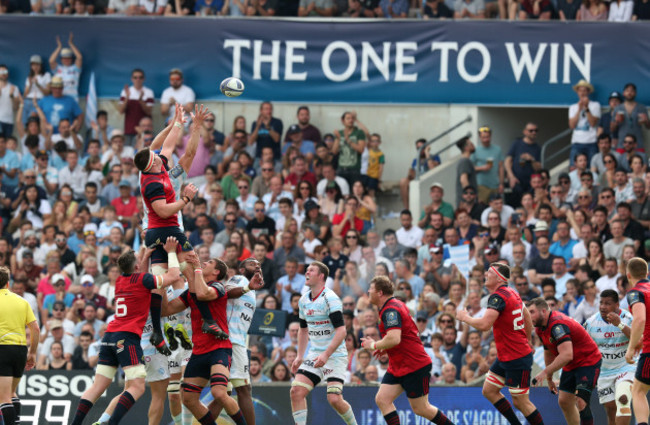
[163,252,264,425]
[70,237,182,425]
[585,289,634,425]
[134,103,224,344]
[362,275,455,425]
[457,263,544,425]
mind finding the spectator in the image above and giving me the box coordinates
[441,325,468,380]
[611,83,649,147]
[617,202,644,250]
[572,280,599,323]
[400,138,441,210]
[0,65,20,138]
[58,149,86,199]
[376,0,408,16]
[160,68,195,123]
[273,232,305,276]
[48,33,82,99]
[250,356,271,383]
[39,319,75,366]
[480,193,514,228]
[609,0,634,19]
[284,155,317,193]
[0,135,19,189]
[195,0,227,14]
[38,76,82,134]
[518,0,551,18]
[471,126,504,204]
[591,133,621,176]
[71,330,93,370]
[557,0,581,18]
[619,134,647,172]
[262,175,293,222]
[246,0,277,15]
[37,340,72,371]
[577,0,607,19]
[100,164,123,203]
[595,257,621,292]
[419,183,454,228]
[598,92,623,144]
[118,68,154,146]
[333,111,367,185]
[276,257,305,312]
[527,235,555,285]
[164,0,196,14]
[107,0,139,13]
[630,178,650,229]
[603,220,634,259]
[504,122,542,207]
[633,0,650,18]
[423,0,453,16]
[111,180,137,225]
[549,220,578,263]
[250,101,283,160]
[568,80,601,165]
[453,0,484,17]
[332,195,364,238]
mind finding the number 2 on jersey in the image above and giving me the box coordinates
[115,297,127,317]
[512,308,524,330]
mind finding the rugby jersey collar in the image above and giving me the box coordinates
[379,297,396,312]
[309,286,326,301]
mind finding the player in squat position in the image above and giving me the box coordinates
[290,262,358,425]
[163,254,264,425]
[585,289,634,425]
[530,297,602,425]
[71,238,182,425]
[624,257,650,425]
[457,263,543,425]
[362,276,454,425]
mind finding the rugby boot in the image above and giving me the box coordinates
[150,330,172,356]
[201,320,229,340]
[164,322,179,351]
[175,323,193,350]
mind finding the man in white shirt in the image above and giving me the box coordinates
[395,209,424,248]
[568,79,601,168]
[480,193,514,227]
[118,68,155,146]
[595,258,621,292]
[570,222,593,266]
[160,68,195,124]
[58,149,86,198]
[316,162,349,197]
[551,256,574,297]
[366,229,386,259]
[50,118,82,150]
[100,130,135,168]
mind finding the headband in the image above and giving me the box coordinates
[490,265,508,282]
[143,150,155,173]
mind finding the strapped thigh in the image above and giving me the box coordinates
[210,373,229,388]
[181,382,203,394]
[486,371,506,389]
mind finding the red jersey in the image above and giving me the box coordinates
[140,155,178,229]
[285,171,318,189]
[106,273,158,336]
[535,311,602,371]
[626,279,650,353]
[179,281,231,355]
[378,297,432,377]
[331,213,364,238]
[488,285,533,362]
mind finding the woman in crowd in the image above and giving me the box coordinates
[619,244,637,276]
[520,192,538,227]
[22,55,51,123]
[351,349,372,384]
[281,146,299,181]
[566,208,589,240]
[198,165,219,200]
[561,279,583,317]
[270,362,291,382]
[345,331,359,378]
[236,176,258,221]
[44,201,72,235]
[628,154,647,181]
[207,182,227,220]
[39,341,72,371]
[486,210,506,245]
[229,229,252,261]
[10,184,52,232]
[333,261,367,299]
[293,181,318,219]
[225,115,246,151]
[579,237,606,277]
[397,281,417,315]
[599,153,618,188]
[455,208,478,244]
[351,180,376,234]
[301,200,330,241]
[319,181,344,221]
[343,229,363,263]
[577,0,607,19]
[256,234,275,259]
[63,245,97,284]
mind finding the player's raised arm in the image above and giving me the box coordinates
[150,102,183,151]
[141,237,181,290]
[457,307,499,332]
[160,103,186,160]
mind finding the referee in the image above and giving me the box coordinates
[0,266,39,425]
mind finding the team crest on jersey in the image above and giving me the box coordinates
[306,309,315,316]
[385,311,399,327]
[117,339,125,353]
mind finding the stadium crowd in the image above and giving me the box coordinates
[1,0,650,22]
[0,37,649,388]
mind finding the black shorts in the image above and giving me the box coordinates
[381,363,432,398]
[98,331,144,368]
[636,353,650,384]
[0,346,28,378]
[184,348,232,380]
[489,353,533,389]
[559,360,601,395]
[145,226,193,264]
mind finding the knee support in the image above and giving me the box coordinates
[579,405,593,423]
[229,378,249,389]
[508,386,530,396]
[326,382,344,395]
[167,380,181,395]
[291,380,314,392]
[210,373,229,388]
[616,380,633,416]
[181,382,203,394]
[95,365,118,380]
[124,364,146,380]
[485,371,506,389]
[576,388,592,405]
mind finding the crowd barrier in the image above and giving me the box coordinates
[19,370,623,424]
[0,17,649,105]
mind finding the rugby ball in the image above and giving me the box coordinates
[220,77,245,97]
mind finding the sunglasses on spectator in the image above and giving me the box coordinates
[53,307,64,312]
[205,119,215,123]
[262,168,273,172]
[55,238,66,243]
[132,75,144,80]
[225,220,236,223]
[255,209,264,212]
[343,302,355,306]
[527,128,538,133]
[82,282,93,287]
[84,231,95,236]
[416,318,428,322]
[346,235,358,239]
[439,319,453,324]
[238,186,248,190]
[478,126,491,133]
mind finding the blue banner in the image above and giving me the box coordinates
[1,17,650,105]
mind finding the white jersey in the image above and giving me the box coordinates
[141,163,185,232]
[224,275,256,347]
[584,309,635,377]
[141,312,156,356]
[165,283,191,338]
[298,287,347,359]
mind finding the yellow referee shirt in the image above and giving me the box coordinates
[0,288,36,346]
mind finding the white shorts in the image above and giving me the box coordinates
[597,371,634,404]
[144,352,170,383]
[298,353,347,384]
[230,344,250,382]
[169,348,192,375]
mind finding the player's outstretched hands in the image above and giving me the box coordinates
[191,104,210,129]
[456,309,469,323]
[183,183,198,201]
[360,337,374,350]
[249,266,265,290]
[313,353,329,369]
[291,357,303,375]
[185,250,201,270]
[164,236,179,253]
[606,312,621,326]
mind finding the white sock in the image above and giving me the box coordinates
[182,405,193,425]
[293,408,308,425]
[98,412,111,423]
[338,406,358,425]
[172,412,182,424]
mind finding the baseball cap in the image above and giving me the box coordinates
[424,292,441,305]
[24,230,36,239]
[488,192,502,202]
[304,199,319,212]
[80,274,94,286]
[35,149,49,159]
[609,91,623,101]
[534,220,549,232]
[484,242,499,255]
[60,48,73,58]
[52,273,65,284]
[169,68,183,76]
[287,124,301,135]
[430,182,444,191]
[50,76,64,87]
[21,249,33,259]
[558,172,570,181]
[119,179,131,188]
[416,311,429,321]
[49,319,63,329]
[429,242,443,254]
[30,55,42,64]
[110,129,124,140]
[109,245,122,253]
[304,223,319,233]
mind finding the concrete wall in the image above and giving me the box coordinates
[97,99,477,182]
